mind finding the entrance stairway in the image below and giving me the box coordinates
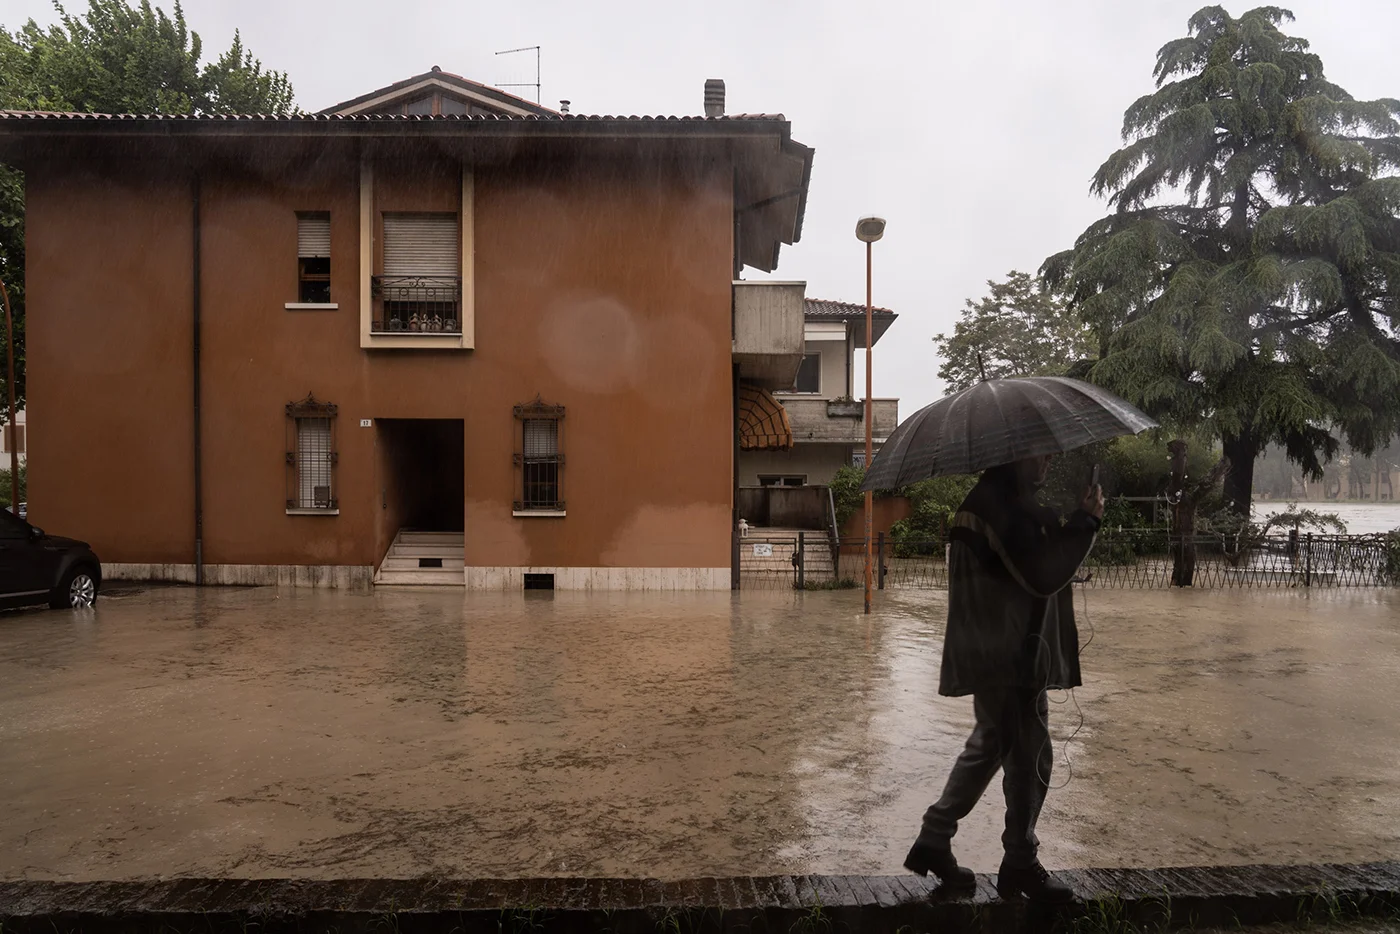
[739,528,836,586]
[375,530,465,586]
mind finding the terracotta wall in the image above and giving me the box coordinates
[839,496,914,541]
[25,142,736,572]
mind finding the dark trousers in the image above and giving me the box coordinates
[918,688,1051,867]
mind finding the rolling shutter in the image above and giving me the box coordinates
[297,214,331,258]
[383,214,457,276]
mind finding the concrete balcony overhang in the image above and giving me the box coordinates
[732,280,806,390]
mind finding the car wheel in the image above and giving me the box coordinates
[51,566,98,609]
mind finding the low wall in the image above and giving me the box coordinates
[0,862,1395,933]
[840,495,914,541]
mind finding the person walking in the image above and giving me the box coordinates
[903,454,1103,903]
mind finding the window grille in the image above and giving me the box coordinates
[513,397,565,512]
[286,395,338,510]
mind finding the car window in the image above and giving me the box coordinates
[0,510,30,540]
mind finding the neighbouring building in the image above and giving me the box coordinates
[735,298,898,532]
[0,70,820,590]
[738,298,897,488]
[0,408,25,469]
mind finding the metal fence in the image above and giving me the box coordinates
[738,531,1398,591]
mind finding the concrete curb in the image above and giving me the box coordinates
[1,862,1397,933]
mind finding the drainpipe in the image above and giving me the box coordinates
[732,364,741,590]
[192,176,204,585]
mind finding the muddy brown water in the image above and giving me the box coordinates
[1,585,1397,881]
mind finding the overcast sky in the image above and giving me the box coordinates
[6,0,1398,412]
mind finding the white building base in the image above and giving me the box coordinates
[465,567,731,591]
[103,563,373,590]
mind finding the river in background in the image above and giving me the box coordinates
[1254,501,1400,535]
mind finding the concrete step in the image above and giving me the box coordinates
[374,567,464,586]
[380,556,466,572]
[396,531,464,545]
[388,543,463,559]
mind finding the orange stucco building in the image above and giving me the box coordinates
[0,71,815,590]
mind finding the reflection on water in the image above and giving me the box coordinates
[1,584,1397,880]
[1255,501,1400,535]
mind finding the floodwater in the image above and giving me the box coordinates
[1254,501,1400,535]
[1,584,1397,881]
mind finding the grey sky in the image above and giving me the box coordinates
[7,0,1399,413]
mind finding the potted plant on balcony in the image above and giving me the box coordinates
[828,396,864,419]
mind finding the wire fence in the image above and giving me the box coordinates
[737,531,1400,591]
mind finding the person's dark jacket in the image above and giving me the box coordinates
[938,468,1099,697]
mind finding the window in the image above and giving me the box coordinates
[0,508,27,540]
[513,397,565,513]
[758,475,807,488]
[792,352,821,393]
[296,212,331,304]
[404,96,434,115]
[285,395,338,512]
[0,422,23,454]
[374,213,461,333]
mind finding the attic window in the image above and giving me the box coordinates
[404,96,433,115]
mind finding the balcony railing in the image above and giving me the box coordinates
[371,275,462,334]
[779,396,899,443]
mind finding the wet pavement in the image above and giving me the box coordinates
[1,584,1397,881]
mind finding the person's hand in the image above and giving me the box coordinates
[1082,484,1105,520]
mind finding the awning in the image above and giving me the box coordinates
[738,384,793,451]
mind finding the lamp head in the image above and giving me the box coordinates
[855,216,886,243]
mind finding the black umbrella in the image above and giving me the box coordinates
[860,376,1158,491]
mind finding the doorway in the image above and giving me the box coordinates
[378,419,465,532]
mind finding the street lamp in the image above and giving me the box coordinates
[855,216,885,615]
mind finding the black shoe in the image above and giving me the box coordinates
[996,860,1074,903]
[904,841,976,891]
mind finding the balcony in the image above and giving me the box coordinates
[732,280,805,390]
[371,276,462,334]
[778,396,899,444]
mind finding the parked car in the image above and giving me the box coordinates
[0,508,101,609]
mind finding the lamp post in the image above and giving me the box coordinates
[855,216,886,615]
[0,278,17,516]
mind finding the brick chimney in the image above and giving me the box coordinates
[704,79,725,117]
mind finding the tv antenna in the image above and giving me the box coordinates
[496,45,541,103]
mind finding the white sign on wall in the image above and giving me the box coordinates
[360,419,373,428]
[752,543,773,557]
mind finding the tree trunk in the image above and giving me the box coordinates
[1221,433,1257,517]
[1168,439,1197,587]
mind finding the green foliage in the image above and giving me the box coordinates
[0,0,294,411]
[1102,496,1143,530]
[0,1,294,116]
[0,463,24,505]
[803,577,858,591]
[888,474,977,555]
[828,464,866,529]
[1383,529,1400,585]
[932,270,1095,392]
[1043,5,1400,516]
[1039,431,1220,518]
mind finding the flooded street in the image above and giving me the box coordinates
[1,585,1397,881]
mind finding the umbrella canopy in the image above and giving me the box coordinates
[861,377,1158,491]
